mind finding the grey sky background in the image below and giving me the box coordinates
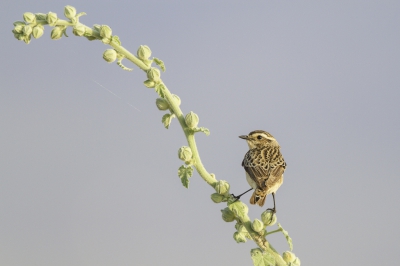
[1,1,399,265]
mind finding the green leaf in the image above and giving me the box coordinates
[194,127,210,136]
[277,223,293,251]
[250,248,275,266]
[154,83,165,98]
[153,57,166,72]
[162,113,175,129]
[178,165,193,188]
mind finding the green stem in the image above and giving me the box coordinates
[109,42,149,71]
[100,40,278,257]
[265,228,283,236]
[31,16,286,263]
[239,215,287,266]
[161,85,216,187]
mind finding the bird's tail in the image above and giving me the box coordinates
[249,189,267,207]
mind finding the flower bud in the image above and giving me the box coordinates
[137,45,152,60]
[72,25,85,36]
[261,209,277,227]
[22,25,32,36]
[47,12,58,26]
[23,12,36,24]
[64,5,76,19]
[235,223,241,231]
[251,219,264,233]
[221,207,235,222]
[282,251,296,263]
[214,180,230,195]
[147,67,161,82]
[35,13,47,20]
[93,24,101,32]
[15,33,24,41]
[229,201,249,218]
[13,25,24,34]
[178,146,192,162]
[23,35,31,44]
[143,80,155,88]
[100,25,112,39]
[235,224,248,234]
[13,21,26,27]
[185,111,199,129]
[172,94,181,106]
[210,193,224,203]
[103,49,117,63]
[13,32,22,40]
[233,232,247,243]
[155,98,169,110]
[293,257,301,265]
[50,27,63,40]
[32,25,44,39]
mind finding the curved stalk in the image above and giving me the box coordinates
[11,7,298,265]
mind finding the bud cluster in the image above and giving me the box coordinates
[12,17,43,44]
[12,6,87,44]
[210,180,230,204]
[233,222,251,243]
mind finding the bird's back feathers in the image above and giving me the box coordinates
[242,146,286,205]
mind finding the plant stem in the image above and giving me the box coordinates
[265,228,283,236]
[161,85,216,187]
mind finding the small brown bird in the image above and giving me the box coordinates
[237,130,286,213]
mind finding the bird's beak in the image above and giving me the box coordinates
[239,135,248,140]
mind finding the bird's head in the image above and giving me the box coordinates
[239,130,279,149]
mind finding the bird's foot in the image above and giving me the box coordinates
[230,188,253,203]
[231,194,241,202]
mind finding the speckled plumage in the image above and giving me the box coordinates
[240,130,286,209]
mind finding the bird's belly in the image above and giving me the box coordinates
[245,173,258,189]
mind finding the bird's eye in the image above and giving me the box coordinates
[257,135,262,140]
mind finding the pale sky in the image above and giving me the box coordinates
[1,1,399,265]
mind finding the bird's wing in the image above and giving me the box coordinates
[242,149,270,189]
[242,148,286,189]
[265,150,286,187]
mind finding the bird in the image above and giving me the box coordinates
[235,130,286,213]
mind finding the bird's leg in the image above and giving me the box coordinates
[231,188,253,202]
[266,192,277,213]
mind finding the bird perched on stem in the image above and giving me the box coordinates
[234,130,286,213]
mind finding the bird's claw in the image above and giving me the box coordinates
[231,194,241,202]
